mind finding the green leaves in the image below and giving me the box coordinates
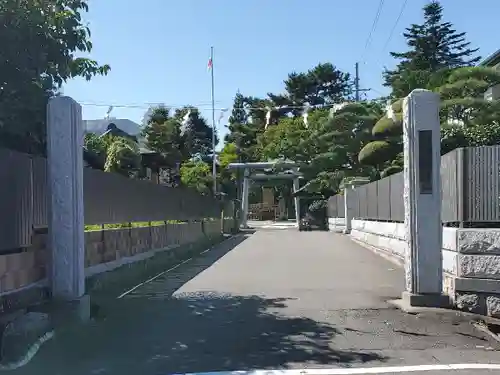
[180,161,212,195]
[384,1,480,97]
[0,0,109,155]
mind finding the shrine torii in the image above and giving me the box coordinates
[227,161,303,228]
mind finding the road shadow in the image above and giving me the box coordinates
[16,292,387,375]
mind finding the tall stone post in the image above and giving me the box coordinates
[293,178,300,226]
[241,169,250,228]
[402,89,449,307]
[47,97,89,318]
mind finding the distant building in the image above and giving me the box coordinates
[83,117,181,186]
[83,118,142,137]
[480,50,500,101]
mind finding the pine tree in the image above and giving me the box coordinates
[225,92,261,162]
[141,107,183,166]
[384,1,480,97]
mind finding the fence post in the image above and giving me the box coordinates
[293,177,300,226]
[401,89,448,308]
[241,170,250,228]
[456,147,466,227]
[47,96,89,319]
[343,178,369,234]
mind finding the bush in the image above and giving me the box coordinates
[380,165,402,178]
[372,115,403,137]
[358,140,400,166]
[392,98,404,113]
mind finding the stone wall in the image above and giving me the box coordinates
[0,220,225,313]
[343,218,500,318]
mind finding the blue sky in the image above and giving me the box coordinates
[64,0,499,148]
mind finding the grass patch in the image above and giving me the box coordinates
[86,235,225,300]
[84,220,186,232]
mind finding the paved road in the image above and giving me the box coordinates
[11,230,500,374]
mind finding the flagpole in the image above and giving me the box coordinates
[210,46,217,194]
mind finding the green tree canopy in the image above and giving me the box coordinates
[384,1,479,97]
[180,160,212,195]
[174,107,218,158]
[0,0,110,155]
[141,106,183,166]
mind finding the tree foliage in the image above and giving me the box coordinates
[270,63,352,114]
[173,107,218,158]
[84,133,140,177]
[0,0,110,155]
[180,160,212,195]
[384,1,480,97]
[141,107,183,166]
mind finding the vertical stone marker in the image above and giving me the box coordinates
[47,96,88,318]
[402,89,449,307]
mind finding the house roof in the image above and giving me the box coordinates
[84,118,142,136]
[480,49,500,67]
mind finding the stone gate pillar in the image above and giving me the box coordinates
[402,89,448,307]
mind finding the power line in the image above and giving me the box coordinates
[380,0,409,54]
[81,101,353,112]
[79,101,225,110]
[360,0,385,62]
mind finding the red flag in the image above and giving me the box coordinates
[207,58,213,71]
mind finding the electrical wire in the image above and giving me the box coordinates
[80,101,351,112]
[79,100,224,109]
[380,0,409,54]
[360,0,385,62]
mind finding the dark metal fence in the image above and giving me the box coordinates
[327,146,500,226]
[0,148,221,251]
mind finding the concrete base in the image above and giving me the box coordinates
[402,291,451,308]
[47,294,91,327]
[388,292,451,315]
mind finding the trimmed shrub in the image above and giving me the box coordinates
[358,140,400,166]
[372,114,403,137]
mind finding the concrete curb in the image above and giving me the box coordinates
[349,236,405,268]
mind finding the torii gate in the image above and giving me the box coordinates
[227,161,302,228]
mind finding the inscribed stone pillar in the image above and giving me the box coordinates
[402,89,448,307]
[47,96,85,301]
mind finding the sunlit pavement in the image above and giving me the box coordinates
[11,231,500,375]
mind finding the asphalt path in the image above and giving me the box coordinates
[10,230,500,375]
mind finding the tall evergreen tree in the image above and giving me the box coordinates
[384,1,480,97]
[141,107,183,166]
[173,107,217,158]
[269,63,352,117]
[225,92,261,162]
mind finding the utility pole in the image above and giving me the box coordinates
[210,46,216,194]
[355,62,360,102]
[354,62,371,102]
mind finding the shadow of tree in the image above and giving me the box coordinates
[27,293,387,375]
[15,232,388,375]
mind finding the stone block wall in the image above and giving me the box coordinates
[343,218,500,318]
[0,220,224,311]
